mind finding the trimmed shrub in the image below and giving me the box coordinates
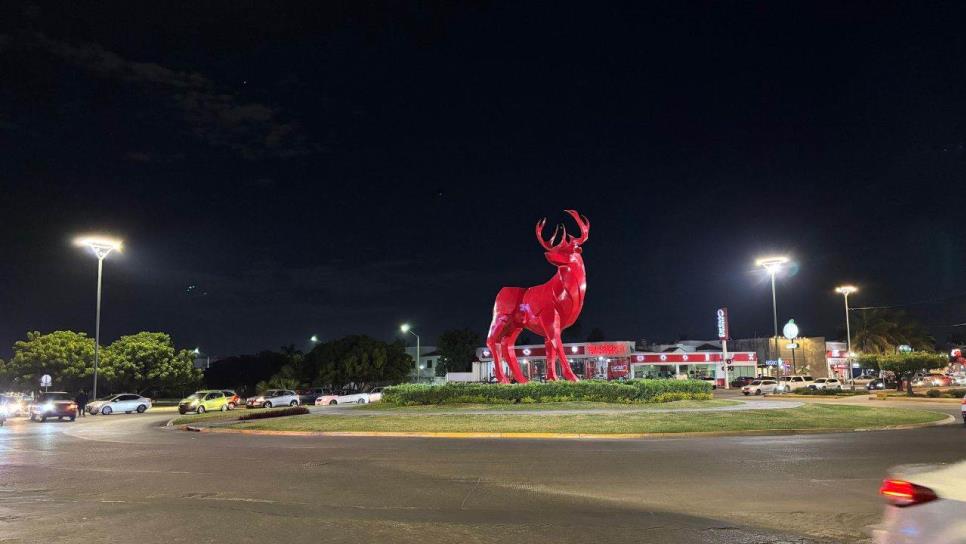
[926,389,941,398]
[237,406,309,421]
[382,380,713,405]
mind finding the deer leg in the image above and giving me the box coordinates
[556,340,580,382]
[544,335,559,382]
[539,312,562,381]
[486,314,512,384]
[503,328,529,384]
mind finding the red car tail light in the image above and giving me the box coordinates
[880,479,938,507]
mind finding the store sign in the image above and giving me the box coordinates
[585,343,631,356]
[716,308,730,340]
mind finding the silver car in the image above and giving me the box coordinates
[246,389,300,408]
[88,393,153,415]
[873,460,966,543]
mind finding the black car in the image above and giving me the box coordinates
[730,376,759,388]
[866,378,897,390]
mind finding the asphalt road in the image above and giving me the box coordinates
[0,400,962,544]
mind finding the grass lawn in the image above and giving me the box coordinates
[231,404,947,434]
[356,399,740,412]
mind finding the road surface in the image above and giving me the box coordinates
[0,400,961,544]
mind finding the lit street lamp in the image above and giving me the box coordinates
[74,235,122,400]
[192,347,210,369]
[756,256,789,384]
[400,323,420,382]
[310,335,320,343]
[835,285,858,386]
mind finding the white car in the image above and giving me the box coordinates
[367,387,384,403]
[809,378,843,391]
[245,389,300,408]
[778,375,815,392]
[316,391,369,405]
[741,379,778,396]
[873,460,966,543]
[88,393,152,415]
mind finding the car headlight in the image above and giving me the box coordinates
[43,402,54,411]
[0,405,7,415]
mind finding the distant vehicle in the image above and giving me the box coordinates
[0,395,26,417]
[316,391,369,405]
[729,376,759,388]
[924,374,952,387]
[741,380,778,396]
[367,387,384,403]
[954,375,966,386]
[221,390,240,409]
[808,378,843,391]
[296,387,330,405]
[29,392,77,422]
[87,394,152,415]
[178,390,230,415]
[778,375,815,392]
[961,393,965,425]
[873,460,966,543]
[246,390,299,409]
[867,378,898,391]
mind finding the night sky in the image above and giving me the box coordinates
[2,2,966,359]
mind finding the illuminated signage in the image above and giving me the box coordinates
[716,308,730,340]
[585,343,631,356]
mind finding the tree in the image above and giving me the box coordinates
[203,350,291,395]
[852,309,934,353]
[101,332,202,394]
[860,351,948,395]
[437,328,482,374]
[300,335,411,390]
[587,327,606,342]
[4,331,95,392]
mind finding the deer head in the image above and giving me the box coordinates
[535,210,590,266]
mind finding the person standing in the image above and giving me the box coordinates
[75,389,89,417]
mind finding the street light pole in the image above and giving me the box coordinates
[401,324,420,383]
[835,285,858,386]
[75,236,122,401]
[756,256,789,387]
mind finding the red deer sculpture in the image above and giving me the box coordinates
[486,210,590,383]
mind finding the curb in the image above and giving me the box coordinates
[867,396,963,404]
[181,413,957,440]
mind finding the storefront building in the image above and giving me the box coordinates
[474,341,757,384]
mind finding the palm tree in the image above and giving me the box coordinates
[851,309,935,353]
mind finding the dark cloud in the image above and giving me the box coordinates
[15,32,319,160]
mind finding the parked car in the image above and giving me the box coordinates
[87,393,152,415]
[221,390,240,409]
[29,392,78,422]
[867,378,898,391]
[729,376,759,388]
[367,387,385,403]
[178,390,230,414]
[924,374,952,387]
[695,376,717,389]
[808,378,843,391]
[0,394,26,417]
[316,391,369,405]
[778,375,815,392]
[872,460,966,543]
[296,387,330,405]
[741,379,778,396]
[246,389,300,409]
[961,392,965,425]
[953,375,966,386]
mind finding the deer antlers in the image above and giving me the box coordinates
[535,210,590,250]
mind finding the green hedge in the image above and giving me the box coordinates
[382,380,712,405]
[237,406,309,420]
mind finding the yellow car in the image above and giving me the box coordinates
[178,390,231,415]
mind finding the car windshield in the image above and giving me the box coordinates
[38,393,71,401]
[750,381,762,385]
[185,394,202,401]
[264,391,280,397]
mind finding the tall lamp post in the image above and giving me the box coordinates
[400,324,420,383]
[835,285,858,386]
[756,256,789,384]
[74,235,123,400]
